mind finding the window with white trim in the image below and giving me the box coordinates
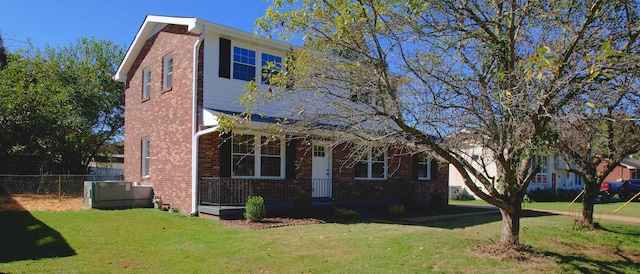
[261,53,282,84]
[531,155,548,184]
[417,154,432,180]
[142,67,151,99]
[142,138,150,177]
[355,147,387,179]
[232,134,284,178]
[163,54,173,90]
[233,47,256,81]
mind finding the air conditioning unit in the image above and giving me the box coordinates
[83,181,153,209]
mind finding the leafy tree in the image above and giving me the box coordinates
[0,37,125,174]
[552,100,640,227]
[246,0,639,246]
[0,33,7,69]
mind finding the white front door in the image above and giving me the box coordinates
[312,143,332,198]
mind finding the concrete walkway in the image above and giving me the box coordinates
[401,204,640,224]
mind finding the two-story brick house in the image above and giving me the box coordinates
[114,15,448,216]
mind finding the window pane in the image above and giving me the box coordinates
[260,156,281,177]
[233,63,256,81]
[261,53,282,84]
[371,162,385,178]
[233,135,255,154]
[372,148,385,161]
[417,154,430,179]
[233,155,255,176]
[261,136,280,156]
[355,161,368,178]
[233,47,256,81]
[313,146,325,157]
[142,139,150,177]
[143,68,151,99]
[417,163,428,178]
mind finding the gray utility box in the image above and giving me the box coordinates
[84,181,153,209]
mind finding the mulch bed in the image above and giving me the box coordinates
[474,243,542,261]
[218,217,326,229]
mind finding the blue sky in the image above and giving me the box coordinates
[0,0,274,51]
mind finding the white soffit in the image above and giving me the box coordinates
[203,109,219,127]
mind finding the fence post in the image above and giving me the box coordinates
[58,175,62,201]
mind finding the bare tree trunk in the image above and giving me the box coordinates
[499,205,521,245]
[582,183,600,228]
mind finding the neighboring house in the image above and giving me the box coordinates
[87,154,124,178]
[448,143,583,200]
[600,158,640,182]
[114,15,449,216]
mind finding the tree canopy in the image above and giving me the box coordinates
[0,36,125,174]
[247,0,640,245]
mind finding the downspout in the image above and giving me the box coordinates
[191,25,208,216]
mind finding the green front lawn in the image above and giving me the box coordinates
[1,208,639,273]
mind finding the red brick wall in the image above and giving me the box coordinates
[196,136,448,206]
[331,144,448,205]
[124,25,199,212]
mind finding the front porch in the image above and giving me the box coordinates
[197,177,444,217]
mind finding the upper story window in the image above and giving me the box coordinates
[530,155,548,184]
[142,138,150,177]
[355,147,387,179]
[533,155,547,172]
[163,54,173,90]
[231,134,284,178]
[261,53,282,84]
[417,154,432,180]
[142,67,151,100]
[233,47,256,81]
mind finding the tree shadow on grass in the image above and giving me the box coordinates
[360,207,558,230]
[0,195,76,263]
[540,249,639,273]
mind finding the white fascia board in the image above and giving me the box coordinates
[114,15,200,82]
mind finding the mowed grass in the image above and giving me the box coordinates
[450,199,640,219]
[1,208,639,273]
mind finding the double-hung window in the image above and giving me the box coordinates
[260,136,282,176]
[261,53,282,84]
[142,138,150,177]
[355,147,387,179]
[163,54,173,90]
[232,134,284,178]
[531,155,548,184]
[232,134,256,176]
[142,67,151,99]
[233,47,256,81]
[417,154,432,180]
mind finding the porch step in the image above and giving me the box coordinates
[198,205,245,218]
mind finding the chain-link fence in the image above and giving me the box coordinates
[0,174,124,199]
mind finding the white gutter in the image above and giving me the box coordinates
[191,25,209,216]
